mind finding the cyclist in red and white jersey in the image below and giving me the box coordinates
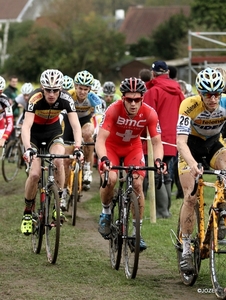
[0,76,14,147]
[95,77,166,251]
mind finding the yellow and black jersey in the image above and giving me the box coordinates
[177,95,226,140]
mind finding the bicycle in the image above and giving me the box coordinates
[31,147,74,264]
[171,164,226,299]
[104,159,156,279]
[64,141,95,226]
[1,125,25,182]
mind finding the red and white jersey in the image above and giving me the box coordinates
[100,100,160,148]
[0,93,13,140]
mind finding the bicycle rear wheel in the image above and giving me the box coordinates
[210,210,226,299]
[2,140,21,182]
[124,192,140,279]
[31,188,45,254]
[45,184,60,264]
[176,203,201,286]
[109,191,122,270]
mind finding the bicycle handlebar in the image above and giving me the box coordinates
[190,164,226,196]
[101,164,157,189]
[64,141,95,146]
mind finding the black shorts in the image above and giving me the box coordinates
[188,134,223,166]
[30,121,63,152]
[63,113,92,142]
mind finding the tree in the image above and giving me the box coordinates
[191,0,226,31]
[2,7,126,81]
[151,13,190,59]
[129,37,154,57]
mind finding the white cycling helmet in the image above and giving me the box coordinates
[91,79,102,93]
[40,69,64,89]
[63,75,74,90]
[196,67,225,93]
[21,82,34,94]
[0,76,6,90]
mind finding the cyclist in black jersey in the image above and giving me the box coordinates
[20,69,83,235]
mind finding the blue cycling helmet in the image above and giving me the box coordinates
[63,75,74,90]
[74,70,94,87]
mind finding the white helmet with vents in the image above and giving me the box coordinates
[196,67,225,93]
[21,82,34,94]
[91,79,102,93]
[40,69,64,89]
[0,76,6,90]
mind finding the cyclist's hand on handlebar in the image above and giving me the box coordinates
[23,147,37,163]
[99,156,111,174]
[73,148,84,162]
[189,162,203,178]
[154,158,167,174]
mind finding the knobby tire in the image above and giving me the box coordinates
[176,203,201,286]
[45,183,60,264]
[109,189,123,270]
[2,139,21,182]
[209,214,226,299]
[124,191,140,279]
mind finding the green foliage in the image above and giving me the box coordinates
[151,13,191,59]
[191,0,226,31]
[129,37,154,57]
[3,5,126,81]
[3,25,65,82]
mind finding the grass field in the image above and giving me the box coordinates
[0,166,217,300]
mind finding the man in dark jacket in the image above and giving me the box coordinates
[4,75,19,118]
[144,60,184,218]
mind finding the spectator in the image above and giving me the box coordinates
[168,65,178,80]
[143,60,184,218]
[4,75,19,118]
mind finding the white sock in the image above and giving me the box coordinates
[132,219,143,236]
[182,234,192,256]
[102,203,111,214]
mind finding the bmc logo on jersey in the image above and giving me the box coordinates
[116,116,146,128]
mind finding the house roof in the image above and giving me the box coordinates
[0,0,30,22]
[119,5,190,45]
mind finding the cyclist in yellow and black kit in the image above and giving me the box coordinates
[177,67,226,273]
[21,69,82,235]
[61,70,102,209]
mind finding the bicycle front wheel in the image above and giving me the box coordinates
[31,188,45,254]
[210,211,226,299]
[176,203,201,286]
[109,191,122,270]
[124,192,140,279]
[45,184,60,264]
[2,140,21,182]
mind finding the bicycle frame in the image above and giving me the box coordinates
[197,171,226,258]
[174,168,226,298]
[109,162,156,279]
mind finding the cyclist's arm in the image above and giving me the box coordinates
[177,134,201,177]
[21,111,35,150]
[67,111,82,148]
[95,127,110,159]
[151,134,164,161]
[3,106,14,141]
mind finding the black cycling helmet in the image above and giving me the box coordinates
[120,77,147,95]
[103,81,116,95]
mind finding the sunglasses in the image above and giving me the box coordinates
[201,92,221,99]
[44,88,60,94]
[124,97,142,103]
